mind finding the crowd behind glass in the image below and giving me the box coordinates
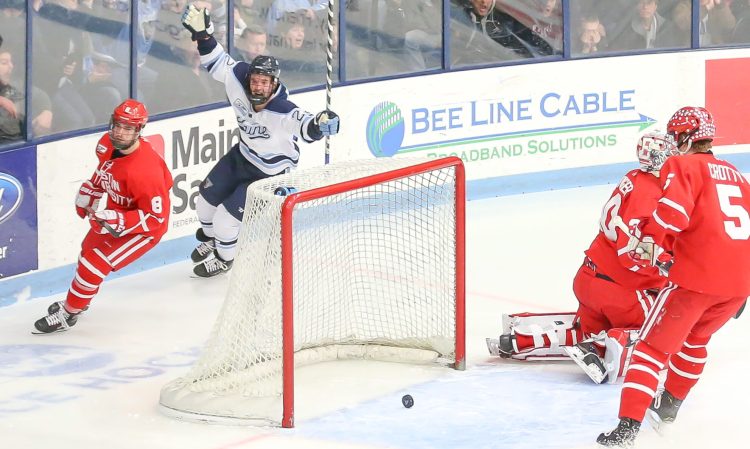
[1,0,749,148]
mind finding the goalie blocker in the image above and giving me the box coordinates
[486,312,638,383]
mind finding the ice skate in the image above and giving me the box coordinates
[597,417,640,448]
[33,301,81,334]
[193,252,233,278]
[647,389,683,435]
[486,334,514,358]
[564,341,607,384]
[191,228,215,263]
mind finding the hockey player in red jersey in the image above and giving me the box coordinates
[598,106,750,447]
[33,99,173,333]
[487,132,678,384]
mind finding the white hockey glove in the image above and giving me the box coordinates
[75,180,104,219]
[181,4,214,41]
[89,210,125,236]
[314,110,340,136]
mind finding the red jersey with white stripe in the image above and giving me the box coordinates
[585,169,666,291]
[641,152,750,296]
[90,134,173,240]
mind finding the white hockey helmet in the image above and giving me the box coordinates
[636,131,678,173]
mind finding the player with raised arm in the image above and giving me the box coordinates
[597,107,750,447]
[487,132,678,384]
[33,99,173,333]
[181,4,340,278]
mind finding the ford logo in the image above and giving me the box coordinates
[0,173,24,225]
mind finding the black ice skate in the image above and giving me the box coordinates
[193,252,233,278]
[597,417,640,448]
[486,334,514,358]
[564,341,607,384]
[191,228,216,263]
[33,301,81,334]
[647,389,683,434]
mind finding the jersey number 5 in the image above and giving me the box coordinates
[716,184,750,240]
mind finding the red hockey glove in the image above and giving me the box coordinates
[75,180,104,219]
[89,210,125,235]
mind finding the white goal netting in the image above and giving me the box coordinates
[160,157,464,426]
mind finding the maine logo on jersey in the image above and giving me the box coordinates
[366,101,405,157]
[0,344,115,378]
[0,173,24,225]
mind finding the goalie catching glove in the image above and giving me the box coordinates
[89,210,125,235]
[75,180,104,219]
[181,4,214,41]
[314,110,340,136]
[623,222,670,269]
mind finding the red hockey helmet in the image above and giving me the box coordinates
[666,106,715,152]
[636,131,678,173]
[112,99,148,129]
[110,99,148,150]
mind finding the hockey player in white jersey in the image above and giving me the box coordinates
[181,4,340,277]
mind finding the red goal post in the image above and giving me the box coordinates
[160,156,465,428]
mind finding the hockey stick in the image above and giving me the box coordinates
[323,0,335,165]
[611,216,672,274]
[85,206,122,238]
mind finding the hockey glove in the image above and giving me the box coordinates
[314,110,340,136]
[89,210,125,236]
[181,4,214,41]
[75,180,104,219]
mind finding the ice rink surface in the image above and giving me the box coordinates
[1,183,748,449]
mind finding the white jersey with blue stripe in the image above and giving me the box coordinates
[197,37,320,175]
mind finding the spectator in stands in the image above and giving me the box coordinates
[403,0,443,71]
[235,25,269,62]
[731,0,750,43]
[235,0,271,37]
[1,48,53,142]
[79,52,125,120]
[267,0,329,36]
[451,0,555,66]
[33,0,96,133]
[151,33,223,112]
[272,12,325,89]
[500,0,562,54]
[0,0,26,68]
[609,0,684,51]
[698,0,736,45]
[573,13,608,55]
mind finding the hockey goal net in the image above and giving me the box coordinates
[160,157,465,427]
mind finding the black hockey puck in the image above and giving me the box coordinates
[401,394,414,408]
[274,186,298,196]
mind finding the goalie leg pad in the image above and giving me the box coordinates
[497,312,580,360]
[604,328,639,384]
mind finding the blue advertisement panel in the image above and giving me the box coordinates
[0,146,38,278]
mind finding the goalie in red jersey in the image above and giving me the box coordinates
[598,106,750,447]
[33,99,173,334]
[486,131,679,384]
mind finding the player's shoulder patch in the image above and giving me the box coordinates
[265,97,297,114]
[232,61,251,85]
[618,173,635,196]
[96,134,112,155]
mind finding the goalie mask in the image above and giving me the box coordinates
[110,99,148,150]
[666,106,715,153]
[246,55,280,106]
[636,131,678,173]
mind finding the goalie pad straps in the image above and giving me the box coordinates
[602,328,639,383]
[504,313,580,360]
